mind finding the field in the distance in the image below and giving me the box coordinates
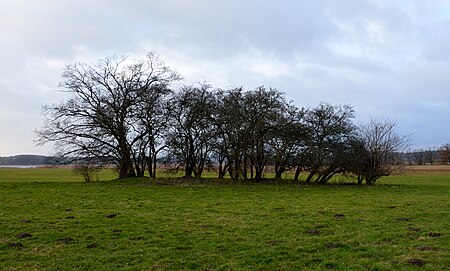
[0,166,449,270]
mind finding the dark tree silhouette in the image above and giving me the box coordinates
[302,103,355,183]
[165,84,218,178]
[242,87,293,181]
[438,143,450,164]
[213,87,247,179]
[37,53,180,179]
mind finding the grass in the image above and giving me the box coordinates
[0,167,117,182]
[0,168,449,270]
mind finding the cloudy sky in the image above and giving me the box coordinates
[1,0,449,156]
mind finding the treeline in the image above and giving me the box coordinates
[159,85,408,185]
[37,53,409,184]
[0,155,50,165]
[403,147,450,165]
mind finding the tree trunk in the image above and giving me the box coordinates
[119,156,136,179]
[357,175,363,184]
[184,162,194,178]
[255,169,262,182]
[294,166,302,181]
[275,170,283,180]
[135,159,145,177]
[305,169,316,183]
[147,156,154,178]
[152,158,157,178]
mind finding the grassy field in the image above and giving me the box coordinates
[0,167,449,270]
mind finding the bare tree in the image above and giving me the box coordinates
[413,149,425,165]
[213,87,247,179]
[165,84,218,178]
[37,53,180,179]
[302,103,355,183]
[72,159,103,182]
[242,87,292,181]
[426,147,435,165]
[134,85,172,178]
[355,118,409,185]
[269,107,306,179]
[438,143,450,164]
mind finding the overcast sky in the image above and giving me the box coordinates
[1,0,449,156]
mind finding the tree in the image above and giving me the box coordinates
[72,159,103,182]
[268,106,306,179]
[426,147,435,165]
[134,84,172,178]
[411,149,425,165]
[165,84,218,178]
[37,53,180,179]
[213,87,247,179]
[354,119,409,185]
[213,87,295,181]
[242,87,292,181]
[438,143,450,164]
[302,103,355,183]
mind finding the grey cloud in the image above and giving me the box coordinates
[1,0,450,155]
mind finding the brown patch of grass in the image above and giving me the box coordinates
[86,243,97,248]
[16,232,32,239]
[305,229,321,235]
[314,224,328,229]
[266,240,282,246]
[7,242,23,249]
[407,258,425,266]
[417,246,439,251]
[324,243,338,249]
[407,226,421,232]
[57,237,74,243]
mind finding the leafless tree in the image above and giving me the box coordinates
[413,149,425,165]
[426,147,435,165]
[72,159,103,182]
[37,53,180,179]
[242,87,293,181]
[165,84,218,178]
[213,87,246,179]
[355,118,409,184]
[302,103,355,183]
[268,106,306,179]
[213,87,301,181]
[438,143,450,164]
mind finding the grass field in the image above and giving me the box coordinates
[0,167,449,270]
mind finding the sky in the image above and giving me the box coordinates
[1,0,450,156]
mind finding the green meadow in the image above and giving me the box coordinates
[0,168,448,270]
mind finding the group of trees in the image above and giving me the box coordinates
[404,145,450,165]
[438,144,450,164]
[37,53,409,184]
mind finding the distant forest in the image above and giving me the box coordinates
[0,155,50,165]
[1,151,446,166]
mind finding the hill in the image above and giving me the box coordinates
[0,155,50,165]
